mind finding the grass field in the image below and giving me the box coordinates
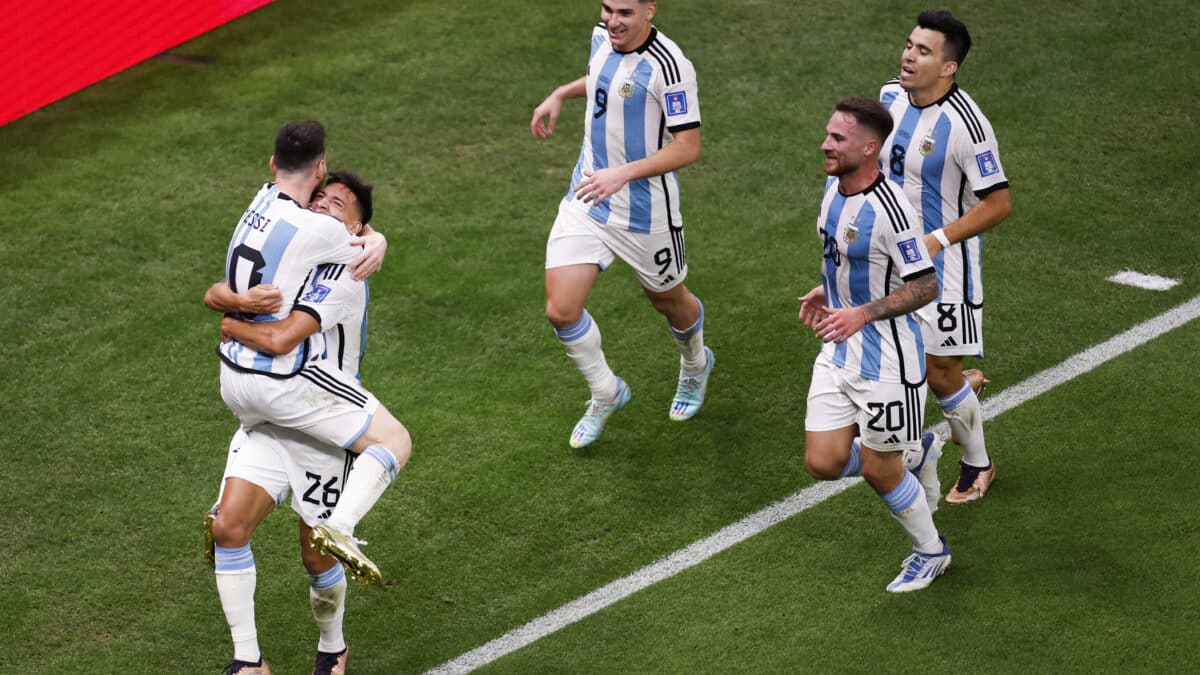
[1,0,1198,672]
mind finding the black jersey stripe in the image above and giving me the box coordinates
[871,181,913,234]
[646,40,680,85]
[947,91,985,143]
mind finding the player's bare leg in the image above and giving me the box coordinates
[311,409,411,586]
[644,283,714,420]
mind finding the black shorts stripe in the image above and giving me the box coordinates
[299,365,368,407]
[906,385,922,442]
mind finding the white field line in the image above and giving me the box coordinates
[428,295,1200,675]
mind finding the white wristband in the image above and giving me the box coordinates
[932,228,952,249]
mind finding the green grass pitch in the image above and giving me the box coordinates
[1,0,1197,672]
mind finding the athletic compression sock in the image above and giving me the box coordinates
[556,309,619,401]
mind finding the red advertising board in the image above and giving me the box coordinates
[0,0,278,126]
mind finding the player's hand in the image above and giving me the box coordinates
[219,316,237,343]
[531,95,563,138]
[349,230,387,280]
[797,286,829,327]
[244,284,283,314]
[574,168,629,206]
[814,306,868,344]
[923,232,943,258]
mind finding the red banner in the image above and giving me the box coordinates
[0,0,278,126]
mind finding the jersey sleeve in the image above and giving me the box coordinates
[296,268,359,331]
[662,54,701,132]
[881,196,935,281]
[953,113,1009,198]
[302,212,359,268]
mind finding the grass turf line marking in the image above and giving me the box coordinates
[428,295,1200,674]
[1107,269,1180,291]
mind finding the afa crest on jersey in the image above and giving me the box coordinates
[618,81,634,98]
[918,137,936,156]
[302,284,331,303]
[845,224,859,244]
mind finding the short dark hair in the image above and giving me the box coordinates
[917,10,972,64]
[273,120,326,172]
[326,170,374,225]
[835,97,894,143]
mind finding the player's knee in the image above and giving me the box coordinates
[545,299,582,328]
[804,453,842,481]
[212,513,252,548]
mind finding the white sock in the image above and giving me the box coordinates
[325,444,398,534]
[881,471,941,553]
[555,310,618,401]
[669,298,707,375]
[939,378,990,468]
[309,563,348,654]
[214,544,260,663]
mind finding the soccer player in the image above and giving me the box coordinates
[216,122,411,585]
[799,98,949,592]
[530,0,714,448]
[880,10,1012,506]
[205,173,386,675]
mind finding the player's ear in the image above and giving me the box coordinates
[269,155,277,174]
[941,59,959,79]
[315,157,327,182]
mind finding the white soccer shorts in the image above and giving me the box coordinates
[917,301,984,358]
[804,353,927,453]
[220,361,379,450]
[221,426,356,527]
[545,201,688,291]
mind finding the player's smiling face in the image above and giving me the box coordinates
[311,183,363,234]
[821,112,867,177]
[899,27,956,93]
[601,0,655,52]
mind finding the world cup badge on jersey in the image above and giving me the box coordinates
[918,136,936,157]
[618,81,634,98]
[845,224,859,244]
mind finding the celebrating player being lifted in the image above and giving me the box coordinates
[880,10,1012,507]
[205,172,392,675]
[530,0,714,448]
[799,98,948,592]
[214,122,411,586]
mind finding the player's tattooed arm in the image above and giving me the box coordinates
[812,270,936,344]
[863,270,938,322]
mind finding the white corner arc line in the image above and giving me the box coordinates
[428,295,1200,674]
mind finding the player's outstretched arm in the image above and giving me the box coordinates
[220,312,320,355]
[531,77,587,139]
[814,271,937,344]
[203,281,283,315]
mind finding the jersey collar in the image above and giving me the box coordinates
[617,26,657,55]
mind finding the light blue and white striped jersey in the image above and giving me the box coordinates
[564,24,702,234]
[817,174,934,385]
[880,80,1009,306]
[295,262,369,380]
[218,182,361,377]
